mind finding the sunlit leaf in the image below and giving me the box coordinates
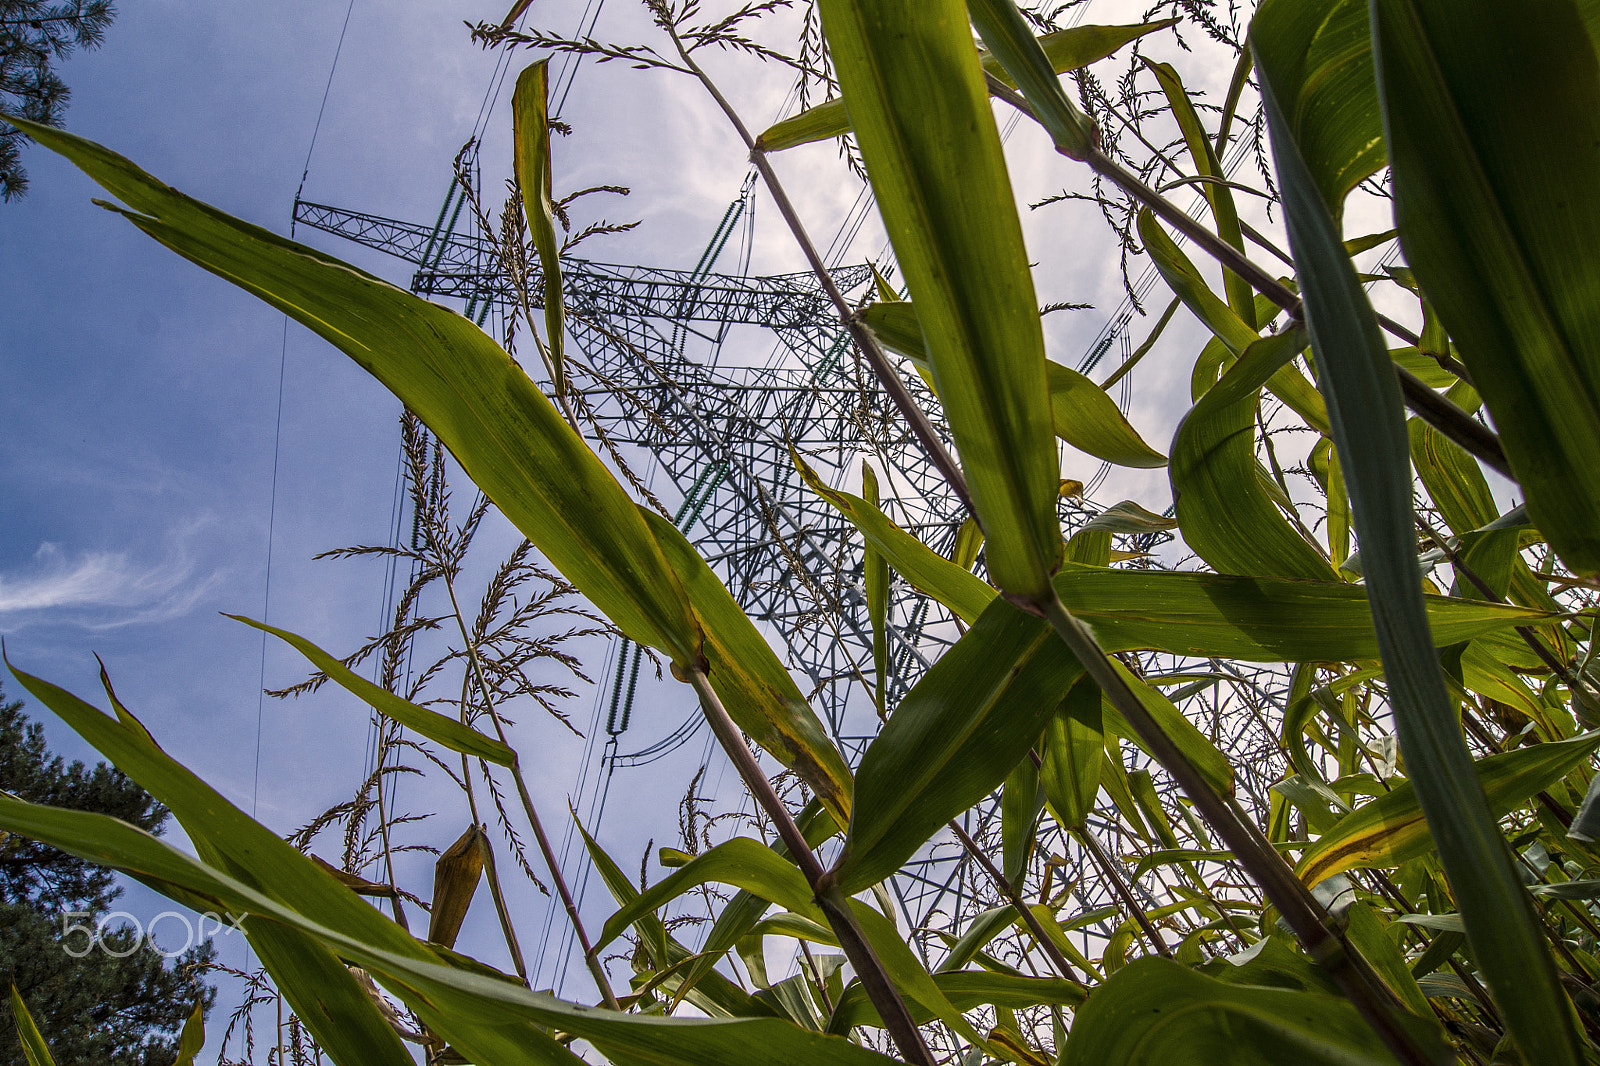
[817,0,1059,599]
[511,59,568,397]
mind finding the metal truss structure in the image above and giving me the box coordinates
[293,184,1295,988]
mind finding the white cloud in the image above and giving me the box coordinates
[0,534,223,630]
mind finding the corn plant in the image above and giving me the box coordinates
[8,0,1600,1063]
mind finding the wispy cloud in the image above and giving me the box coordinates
[0,533,223,631]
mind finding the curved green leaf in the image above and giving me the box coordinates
[1170,328,1337,580]
[10,116,701,664]
[1061,956,1437,1066]
[1375,0,1600,577]
[0,793,901,1066]
[838,597,1084,893]
[640,508,854,824]
[817,0,1060,599]
[1051,565,1543,662]
[229,615,514,766]
[1296,731,1600,886]
[1040,676,1104,829]
[794,450,995,625]
[828,970,1085,1033]
[9,988,56,1066]
[597,837,821,950]
[1249,0,1384,218]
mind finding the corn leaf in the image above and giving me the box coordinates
[1040,677,1104,830]
[597,837,822,950]
[173,1001,205,1066]
[1248,0,1383,219]
[817,0,1060,599]
[1260,20,1585,1061]
[862,461,890,709]
[8,988,56,1066]
[640,508,854,824]
[1374,0,1600,577]
[795,450,994,625]
[1298,731,1600,886]
[10,116,701,665]
[0,793,901,1066]
[1061,956,1440,1065]
[1170,328,1336,580]
[838,597,1084,893]
[828,970,1085,1033]
[230,615,515,766]
[511,60,567,397]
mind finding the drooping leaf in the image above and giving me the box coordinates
[756,19,1173,151]
[1001,756,1043,887]
[838,597,1084,893]
[1373,0,1600,577]
[1169,328,1336,580]
[10,116,701,665]
[828,969,1084,1033]
[3,663,575,1066]
[1040,676,1102,831]
[1260,23,1585,1061]
[861,461,891,710]
[597,837,822,950]
[1061,956,1437,1065]
[795,450,995,625]
[641,507,854,825]
[173,1000,205,1066]
[511,59,567,397]
[0,793,900,1066]
[1249,0,1384,218]
[230,616,514,766]
[817,0,1060,599]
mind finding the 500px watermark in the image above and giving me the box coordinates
[59,910,246,958]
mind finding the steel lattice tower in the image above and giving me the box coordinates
[293,182,1294,980]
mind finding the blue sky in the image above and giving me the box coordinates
[1,0,1235,1058]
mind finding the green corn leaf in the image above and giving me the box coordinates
[817,0,1060,599]
[511,60,568,398]
[9,116,702,666]
[1100,667,1233,796]
[756,19,1172,151]
[1170,328,1337,580]
[1138,210,1330,434]
[794,449,995,625]
[1296,730,1600,886]
[859,301,1167,469]
[575,820,766,1019]
[640,508,854,824]
[173,1000,205,1066]
[1374,0,1600,577]
[1142,58,1254,326]
[597,837,822,950]
[0,793,901,1066]
[1259,19,1585,1060]
[1001,756,1043,887]
[966,0,1098,159]
[1344,903,1432,1020]
[846,900,985,1046]
[1249,0,1384,219]
[9,988,56,1066]
[861,461,890,710]
[1407,418,1497,536]
[1040,677,1104,830]
[3,663,576,1066]
[230,615,515,767]
[1061,956,1443,1065]
[838,597,1084,893]
[1051,565,1542,663]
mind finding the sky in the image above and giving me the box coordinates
[0,1,1258,1060]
